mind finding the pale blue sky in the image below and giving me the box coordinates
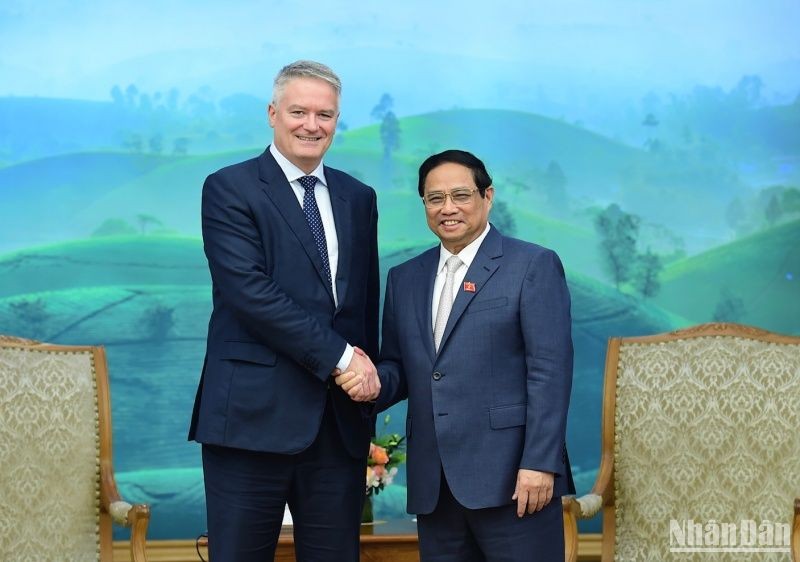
[1,0,798,120]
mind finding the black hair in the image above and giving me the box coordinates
[417,149,492,198]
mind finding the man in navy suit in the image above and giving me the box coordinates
[189,60,381,561]
[338,150,574,561]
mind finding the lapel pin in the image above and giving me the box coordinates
[463,281,476,293]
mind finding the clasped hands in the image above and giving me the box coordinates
[332,346,381,402]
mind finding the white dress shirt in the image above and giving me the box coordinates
[431,223,492,331]
[269,144,353,370]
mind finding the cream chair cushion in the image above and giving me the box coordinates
[0,346,101,561]
[613,333,800,561]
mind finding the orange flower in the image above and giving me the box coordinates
[369,443,389,465]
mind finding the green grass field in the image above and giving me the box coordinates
[655,219,800,333]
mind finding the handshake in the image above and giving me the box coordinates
[333,346,381,402]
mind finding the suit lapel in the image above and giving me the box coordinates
[414,248,439,363]
[258,150,335,303]
[436,228,503,355]
[326,167,352,310]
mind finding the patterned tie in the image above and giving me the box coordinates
[298,175,332,288]
[433,255,463,351]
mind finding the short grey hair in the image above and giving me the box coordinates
[272,60,342,107]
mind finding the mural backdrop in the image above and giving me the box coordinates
[1,0,798,539]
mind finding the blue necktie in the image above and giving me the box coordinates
[298,175,332,288]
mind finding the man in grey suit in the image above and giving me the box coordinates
[338,149,574,561]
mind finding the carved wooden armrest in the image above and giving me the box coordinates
[101,460,150,562]
[568,451,613,520]
[567,493,603,519]
[109,500,149,527]
[792,497,799,562]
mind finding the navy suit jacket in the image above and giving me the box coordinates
[376,226,574,514]
[189,148,379,459]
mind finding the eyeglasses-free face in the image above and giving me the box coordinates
[422,162,493,254]
[268,77,339,174]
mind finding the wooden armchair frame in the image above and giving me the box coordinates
[562,323,800,562]
[0,335,150,561]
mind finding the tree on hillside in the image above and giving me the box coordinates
[765,194,782,226]
[9,298,51,339]
[142,304,175,340]
[149,134,164,155]
[491,199,517,237]
[371,93,393,121]
[713,289,745,322]
[184,86,216,118]
[122,133,143,153]
[594,204,640,289]
[173,137,190,155]
[137,214,163,235]
[110,85,125,105]
[632,249,662,299]
[543,160,568,211]
[642,113,659,127]
[380,111,400,159]
[125,84,139,107]
[503,177,530,197]
[641,111,661,152]
[92,218,137,237]
[731,75,763,108]
[371,93,401,159]
[783,187,800,212]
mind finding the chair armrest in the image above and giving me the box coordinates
[101,460,151,562]
[562,497,580,562]
[573,493,604,519]
[792,497,799,562]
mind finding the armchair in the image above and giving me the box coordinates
[564,323,800,561]
[0,335,150,561]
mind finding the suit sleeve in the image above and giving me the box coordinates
[519,249,573,475]
[201,171,346,381]
[363,190,380,360]
[374,268,408,412]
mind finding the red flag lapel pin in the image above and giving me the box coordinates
[463,281,476,293]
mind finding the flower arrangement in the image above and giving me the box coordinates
[366,415,406,497]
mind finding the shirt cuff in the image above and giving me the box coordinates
[336,344,354,372]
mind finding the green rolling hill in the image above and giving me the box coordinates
[0,236,209,299]
[654,219,800,334]
[341,108,644,197]
[3,107,740,260]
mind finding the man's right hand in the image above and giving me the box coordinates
[336,347,380,401]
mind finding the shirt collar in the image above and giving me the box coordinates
[269,144,327,187]
[437,222,492,274]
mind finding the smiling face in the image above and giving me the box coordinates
[268,77,339,173]
[423,162,493,254]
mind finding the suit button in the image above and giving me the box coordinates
[432,371,442,381]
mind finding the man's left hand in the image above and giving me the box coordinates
[511,469,554,517]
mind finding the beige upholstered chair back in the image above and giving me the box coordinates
[0,337,148,561]
[609,324,800,561]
